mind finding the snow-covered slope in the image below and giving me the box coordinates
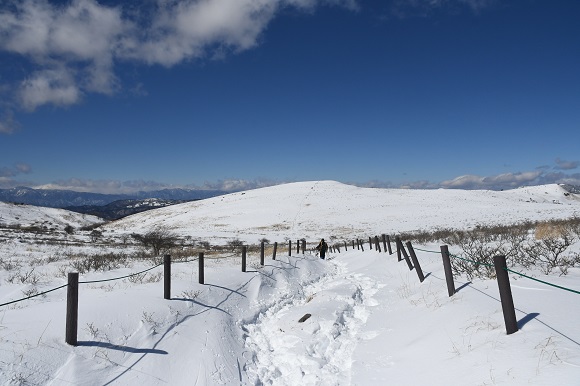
[0,201,103,229]
[104,181,580,243]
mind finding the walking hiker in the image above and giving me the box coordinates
[316,238,328,259]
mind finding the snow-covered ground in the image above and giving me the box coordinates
[1,181,579,385]
[102,181,580,244]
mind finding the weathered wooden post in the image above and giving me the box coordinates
[386,235,393,255]
[395,236,402,261]
[356,239,360,250]
[396,237,414,270]
[289,240,292,256]
[375,236,382,252]
[344,241,348,251]
[242,246,247,272]
[440,245,455,297]
[273,242,278,260]
[360,239,364,252]
[382,234,387,253]
[66,272,79,346]
[296,240,300,254]
[494,255,518,335]
[352,240,355,249]
[198,252,204,284]
[406,242,425,282]
[369,237,373,250]
[164,255,171,300]
[302,239,306,254]
[260,241,265,266]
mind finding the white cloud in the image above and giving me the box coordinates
[555,158,579,171]
[0,0,359,114]
[440,171,543,190]
[19,67,81,110]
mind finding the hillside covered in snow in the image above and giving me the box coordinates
[103,181,580,244]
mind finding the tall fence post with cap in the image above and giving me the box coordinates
[494,255,518,335]
[164,255,171,300]
[396,236,402,261]
[406,241,425,282]
[440,245,455,297]
[66,272,79,346]
[242,246,247,272]
[198,252,205,284]
[260,241,265,266]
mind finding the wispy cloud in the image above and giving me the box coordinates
[391,0,495,18]
[439,171,543,190]
[31,177,283,194]
[0,0,358,126]
[554,158,579,171]
[0,163,32,178]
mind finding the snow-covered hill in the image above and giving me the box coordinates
[104,181,580,243]
[0,201,103,230]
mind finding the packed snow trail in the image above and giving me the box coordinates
[242,256,382,385]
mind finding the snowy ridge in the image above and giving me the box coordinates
[103,181,580,244]
[0,201,103,229]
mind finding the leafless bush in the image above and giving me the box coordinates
[439,219,579,279]
[132,228,180,256]
[227,238,244,252]
[68,252,132,274]
[523,223,578,275]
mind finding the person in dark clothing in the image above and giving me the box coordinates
[316,238,328,259]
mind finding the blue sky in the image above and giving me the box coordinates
[1,0,579,194]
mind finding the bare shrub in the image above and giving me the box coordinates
[227,238,244,252]
[132,228,179,255]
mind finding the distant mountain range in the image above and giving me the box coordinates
[0,186,230,220]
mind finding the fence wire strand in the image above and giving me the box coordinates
[411,245,580,296]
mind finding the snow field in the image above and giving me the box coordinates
[243,258,382,385]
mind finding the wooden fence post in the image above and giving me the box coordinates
[440,245,455,297]
[386,235,393,255]
[493,255,518,335]
[360,239,364,252]
[296,240,300,254]
[164,255,171,300]
[344,241,347,251]
[406,242,425,282]
[375,236,382,252]
[66,272,79,346]
[302,239,306,254]
[381,234,387,253]
[260,241,265,266]
[242,246,247,272]
[273,242,278,260]
[395,236,402,261]
[369,237,373,250]
[289,240,292,256]
[198,252,205,284]
[356,239,360,250]
[352,240,355,250]
[396,237,414,270]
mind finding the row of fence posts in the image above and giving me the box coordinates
[65,234,518,345]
